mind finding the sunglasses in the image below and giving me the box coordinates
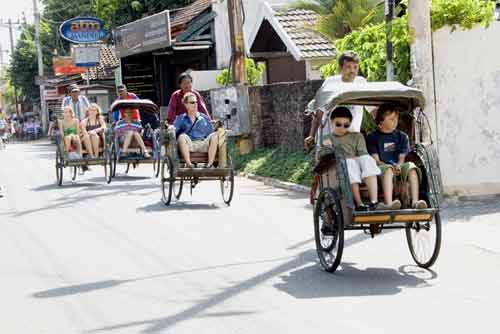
[335,122,351,128]
[185,101,197,104]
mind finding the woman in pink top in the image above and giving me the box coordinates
[166,72,210,124]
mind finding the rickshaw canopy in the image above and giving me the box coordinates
[312,81,426,113]
[110,99,160,114]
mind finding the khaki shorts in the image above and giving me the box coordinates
[379,162,421,183]
[179,133,216,152]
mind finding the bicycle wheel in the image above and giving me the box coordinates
[161,156,175,205]
[314,189,344,273]
[56,148,64,186]
[220,169,234,205]
[406,211,442,268]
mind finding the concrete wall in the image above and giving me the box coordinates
[433,23,500,195]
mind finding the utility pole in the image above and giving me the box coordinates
[33,0,47,132]
[227,0,246,84]
[7,19,21,117]
[408,0,437,144]
[385,0,395,81]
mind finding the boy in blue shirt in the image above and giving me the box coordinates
[367,103,427,210]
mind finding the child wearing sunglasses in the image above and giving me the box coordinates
[326,107,381,211]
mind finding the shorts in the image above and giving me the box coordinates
[379,162,421,183]
[346,155,381,184]
[115,120,142,134]
[178,133,216,153]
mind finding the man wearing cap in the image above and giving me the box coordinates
[113,84,140,123]
[61,85,90,120]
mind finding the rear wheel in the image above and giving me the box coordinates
[161,156,175,205]
[105,148,113,184]
[314,189,344,273]
[72,166,77,181]
[56,148,64,186]
[175,180,183,199]
[125,163,131,174]
[406,212,442,268]
[220,169,234,205]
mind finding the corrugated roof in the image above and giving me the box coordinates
[170,0,213,38]
[83,45,120,81]
[274,9,335,59]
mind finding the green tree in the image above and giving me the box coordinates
[319,0,495,83]
[292,0,386,39]
[216,59,266,86]
[7,23,55,105]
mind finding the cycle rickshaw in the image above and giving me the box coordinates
[309,81,443,273]
[54,124,110,186]
[107,99,162,183]
[160,118,235,206]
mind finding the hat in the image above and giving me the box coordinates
[70,86,80,93]
[117,84,127,92]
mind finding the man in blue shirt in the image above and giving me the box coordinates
[174,92,217,168]
[61,85,90,120]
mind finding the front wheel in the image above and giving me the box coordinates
[161,156,175,205]
[314,189,344,273]
[406,212,442,268]
[56,148,64,186]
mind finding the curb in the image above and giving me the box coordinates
[239,173,310,194]
[238,173,500,207]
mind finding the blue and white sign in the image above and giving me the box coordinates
[60,17,109,44]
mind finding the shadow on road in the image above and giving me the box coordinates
[442,197,500,223]
[274,263,435,299]
[81,231,435,334]
[137,201,224,212]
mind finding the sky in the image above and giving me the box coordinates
[0,0,35,70]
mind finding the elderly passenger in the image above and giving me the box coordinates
[173,92,218,168]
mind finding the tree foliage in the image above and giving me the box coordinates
[319,0,495,83]
[216,59,266,86]
[7,0,195,106]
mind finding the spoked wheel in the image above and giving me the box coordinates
[220,169,235,205]
[175,180,183,199]
[154,153,161,178]
[161,156,175,205]
[105,149,113,184]
[72,166,77,181]
[314,189,344,273]
[125,163,131,174]
[56,148,64,186]
[406,211,442,268]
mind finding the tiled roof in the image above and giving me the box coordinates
[274,9,335,59]
[170,0,212,38]
[83,45,120,81]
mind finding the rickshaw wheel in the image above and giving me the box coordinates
[125,163,131,174]
[56,148,64,186]
[161,156,175,205]
[406,211,442,268]
[72,166,77,181]
[220,169,234,205]
[175,180,183,199]
[110,144,117,178]
[314,188,344,273]
[105,149,113,184]
[154,154,161,177]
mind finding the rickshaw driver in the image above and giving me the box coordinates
[173,92,218,168]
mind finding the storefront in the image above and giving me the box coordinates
[114,4,217,108]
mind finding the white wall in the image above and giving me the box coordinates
[214,0,297,69]
[191,70,224,91]
[433,23,500,195]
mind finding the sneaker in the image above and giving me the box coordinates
[355,204,370,212]
[377,200,401,210]
[412,200,428,209]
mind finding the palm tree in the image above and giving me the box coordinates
[292,0,388,39]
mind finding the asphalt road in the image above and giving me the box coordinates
[1,141,499,334]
